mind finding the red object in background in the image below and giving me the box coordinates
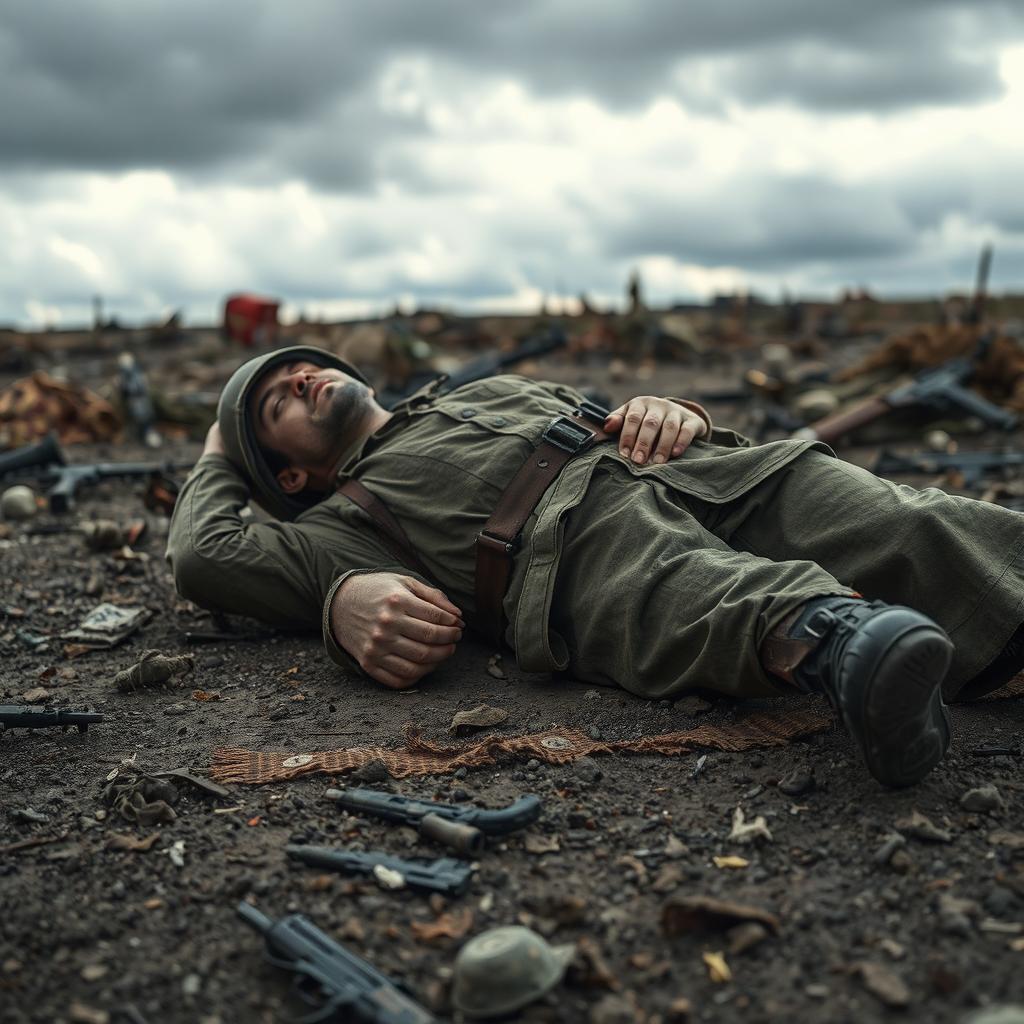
[223,294,280,347]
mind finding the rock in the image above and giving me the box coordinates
[1,485,38,521]
[449,704,508,733]
[574,757,603,785]
[182,973,201,997]
[350,760,389,784]
[853,961,911,1008]
[964,1010,1024,1024]
[960,785,1005,814]
[589,994,636,1024]
[162,703,191,716]
[651,863,684,893]
[778,766,815,796]
[894,810,952,843]
[673,695,712,715]
[938,892,980,936]
[872,833,907,866]
[727,921,769,955]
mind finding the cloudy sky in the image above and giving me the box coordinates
[2,1,1024,328]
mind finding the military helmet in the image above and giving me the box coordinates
[217,345,369,521]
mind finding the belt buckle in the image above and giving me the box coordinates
[577,399,610,427]
[803,607,836,639]
[542,415,595,454]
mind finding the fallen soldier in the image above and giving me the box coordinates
[166,346,1024,788]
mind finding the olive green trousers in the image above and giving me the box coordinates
[550,451,1024,700]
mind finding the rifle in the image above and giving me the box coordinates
[795,331,1017,445]
[0,435,191,513]
[237,902,435,1024]
[873,448,1024,488]
[285,845,474,896]
[325,788,542,855]
[380,326,568,409]
[0,705,103,734]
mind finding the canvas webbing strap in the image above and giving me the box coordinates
[336,478,435,582]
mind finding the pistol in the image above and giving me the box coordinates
[325,788,541,854]
[286,845,474,896]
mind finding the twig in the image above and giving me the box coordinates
[0,830,70,855]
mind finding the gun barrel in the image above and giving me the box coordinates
[0,434,66,478]
[236,901,273,934]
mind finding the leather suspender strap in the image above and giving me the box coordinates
[337,479,435,582]
[475,411,611,644]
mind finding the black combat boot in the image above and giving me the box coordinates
[762,596,953,788]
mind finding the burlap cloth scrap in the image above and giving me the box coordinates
[210,707,834,786]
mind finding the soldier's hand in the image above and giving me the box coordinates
[330,572,464,689]
[605,397,708,465]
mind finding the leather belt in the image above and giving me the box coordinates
[338,400,611,646]
[475,403,611,643]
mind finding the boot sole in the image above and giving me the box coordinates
[845,621,953,788]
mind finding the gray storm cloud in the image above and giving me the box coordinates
[0,0,1023,325]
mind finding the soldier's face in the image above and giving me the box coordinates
[250,360,373,469]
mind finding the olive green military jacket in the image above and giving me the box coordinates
[166,375,819,675]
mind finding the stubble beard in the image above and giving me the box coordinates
[317,380,374,450]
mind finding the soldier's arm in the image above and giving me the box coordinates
[166,427,400,629]
[167,427,463,684]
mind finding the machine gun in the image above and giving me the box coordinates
[795,331,1018,445]
[873,448,1024,488]
[0,705,103,734]
[0,433,191,513]
[237,902,434,1024]
[285,845,474,896]
[380,325,568,409]
[325,788,542,855]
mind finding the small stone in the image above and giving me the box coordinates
[182,973,201,997]
[589,994,636,1024]
[872,833,907,866]
[854,961,911,1008]
[778,767,815,797]
[673,695,712,715]
[574,757,603,785]
[665,996,693,1023]
[727,922,769,955]
[162,703,190,716]
[804,983,830,999]
[963,1008,1024,1024]
[960,785,1005,814]
[80,964,108,982]
[68,1003,109,1024]
[894,810,951,843]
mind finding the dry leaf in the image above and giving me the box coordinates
[247,816,262,827]
[616,854,647,882]
[143,898,164,910]
[106,832,160,852]
[524,832,561,854]
[448,704,509,733]
[661,895,780,937]
[21,687,49,704]
[410,907,474,943]
[713,855,749,870]
[191,689,221,702]
[728,806,773,844]
[306,874,334,892]
[703,951,732,983]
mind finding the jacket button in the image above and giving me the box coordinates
[460,408,476,419]
[491,417,507,427]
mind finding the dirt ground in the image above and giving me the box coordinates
[1,335,1023,1024]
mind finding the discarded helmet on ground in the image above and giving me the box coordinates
[216,345,368,521]
[452,925,574,1019]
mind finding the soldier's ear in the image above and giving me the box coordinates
[276,467,308,494]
